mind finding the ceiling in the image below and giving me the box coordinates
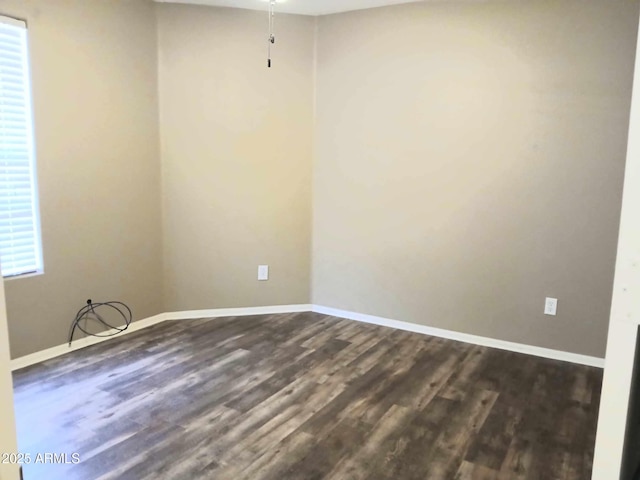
[154,0,424,16]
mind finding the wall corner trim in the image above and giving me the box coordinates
[10,303,603,371]
[310,305,605,368]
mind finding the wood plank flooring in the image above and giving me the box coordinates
[12,312,603,480]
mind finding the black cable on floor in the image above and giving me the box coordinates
[68,299,133,346]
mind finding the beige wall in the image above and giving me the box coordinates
[0,0,163,358]
[157,5,314,311]
[0,0,636,360]
[313,1,639,357]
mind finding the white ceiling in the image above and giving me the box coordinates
[154,0,424,16]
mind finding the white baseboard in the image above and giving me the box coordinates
[11,302,604,371]
[311,305,605,368]
[10,304,312,371]
[10,313,171,371]
[162,304,313,321]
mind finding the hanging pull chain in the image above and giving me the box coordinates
[268,0,276,68]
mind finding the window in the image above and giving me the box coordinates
[0,15,42,278]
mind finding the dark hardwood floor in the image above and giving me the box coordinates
[12,312,602,480]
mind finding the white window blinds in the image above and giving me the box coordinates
[0,16,42,277]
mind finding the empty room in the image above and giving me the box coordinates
[0,0,640,479]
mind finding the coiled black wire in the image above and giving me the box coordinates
[68,299,133,346]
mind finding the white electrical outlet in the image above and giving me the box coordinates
[544,297,558,316]
[258,265,269,281]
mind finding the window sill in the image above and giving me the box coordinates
[3,270,44,281]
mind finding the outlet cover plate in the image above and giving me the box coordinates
[258,265,269,281]
[544,297,558,316]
